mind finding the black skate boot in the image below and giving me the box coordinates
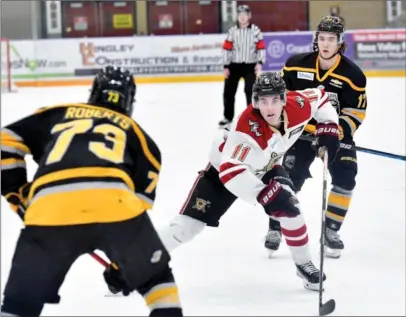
[264,220,282,258]
[296,261,326,291]
[324,227,344,258]
[218,119,231,130]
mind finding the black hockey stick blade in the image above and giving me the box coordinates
[319,299,336,316]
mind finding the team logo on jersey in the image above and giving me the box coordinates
[193,198,211,213]
[297,72,314,81]
[288,125,305,138]
[329,78,343,89]
[249,119,263,137]
[295,96,305,108]
[257,152,284,174]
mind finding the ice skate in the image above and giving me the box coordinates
[264,229,281,258]
[296,261,326,291]
[324,227,344,258]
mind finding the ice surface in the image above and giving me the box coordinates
[1,78,405,316]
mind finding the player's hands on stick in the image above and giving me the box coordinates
[257,179,300,218]
[103,263,132,296]
[313,123,340,164]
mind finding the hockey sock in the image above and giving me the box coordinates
[144,282,182,314]
[325,186,352,231]
[139,267,183,316]
[158,215,205,252]
[279,214,311,265]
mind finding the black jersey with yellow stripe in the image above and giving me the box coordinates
[1,103,161,226]
[281,52,367,140]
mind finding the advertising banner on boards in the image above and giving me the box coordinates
[349,29,406,69]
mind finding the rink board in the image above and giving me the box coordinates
[6,29,406,87]
[12,69,406,87]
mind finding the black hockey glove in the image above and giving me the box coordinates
[103,264,132,296]
[313,123,340,164]
[261,165,296,192]
[4,182,31,220]
[257,179,300,218]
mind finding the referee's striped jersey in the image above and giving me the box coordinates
[222,24,266,67]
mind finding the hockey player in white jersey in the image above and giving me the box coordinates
[158,72,340,291]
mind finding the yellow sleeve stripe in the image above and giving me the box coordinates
[130,122,161,172]
[1,139,31,155]
[341,109,366,123]
[340,116,357,135]
[1,132,31,154]
[1,158,25,165]
[304,124,316,134]
[1,158,26,169]
[1,128,23,141]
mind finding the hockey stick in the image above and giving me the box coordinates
[318,151,336,316]
[299,134,406,161]
[14,203,110,269]
[90,252,109,268]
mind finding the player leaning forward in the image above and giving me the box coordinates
[158,72,340,291]
[265,16,367,259]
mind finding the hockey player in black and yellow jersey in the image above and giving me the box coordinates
[1,66,183,317]
[264,16,367,259]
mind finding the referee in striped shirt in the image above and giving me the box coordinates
[219,4,266,129]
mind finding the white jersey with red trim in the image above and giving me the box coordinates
[209,88,338,205]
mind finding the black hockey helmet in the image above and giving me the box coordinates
[313,16,346,54]
[88,66,136,117]
[252,71,286,109]
[237,4,251,15]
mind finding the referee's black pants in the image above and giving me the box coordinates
[223,63,256,122]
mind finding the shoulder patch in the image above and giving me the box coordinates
[235,106,273,150]
[285,92,311,128]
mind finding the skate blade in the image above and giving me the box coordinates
[324,248,341,259]
[267,249,276,258]
[303,280,324,292]
[296,272,324,292]
[264,239,280,258]
[104,292,123,298]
